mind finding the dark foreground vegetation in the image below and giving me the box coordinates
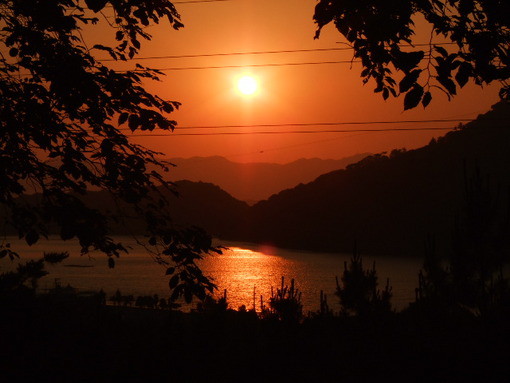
[2,287,509,382]
[2,249,509,382]
[1,298,510,382]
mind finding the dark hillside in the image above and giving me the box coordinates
[165,180,250,238]
[85,180,250,239]
[237,102,510,255]
[3,181,249,241]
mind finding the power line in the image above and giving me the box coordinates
[1,59,359,78]
[100,0,232,6]
[0,0,231,11]
[173,0,231,3]
[125,117,509,136]
[127,126,459,137]
[164,118,476,130]
[8,57,420,76]
[103,48,351,62]
[132,52,438,71]
[149,60,359,71]
[101,43,455,62]
[119,117,494,135]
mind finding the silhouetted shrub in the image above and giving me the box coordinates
[196,289,229,313]
[336,245,392,316]
[268,277,303,322]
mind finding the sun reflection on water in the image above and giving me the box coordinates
[0,238,422,313]
[199,245,338,313]
[199,244,422,313]
[200,246,288,310]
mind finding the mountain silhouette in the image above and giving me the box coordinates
[4,181,249,240]
[165,180,249,238]
[234,101,510,255]
[165,154,370,204]
[94,180,250,238]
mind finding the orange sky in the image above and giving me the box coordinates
[95,0,501,163]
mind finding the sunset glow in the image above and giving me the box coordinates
[120,1,501,163]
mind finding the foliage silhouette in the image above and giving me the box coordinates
[317,289,333,317]
[0,251,69,303]
[196,289,230,313]
[0,0,220,303]
[415,234,451,307]
[416,165,510,315]
[43,251,70,264]
[336,244,392,316]
[268,276,303,322]
[1,259,509,382]
[313,0,510,109]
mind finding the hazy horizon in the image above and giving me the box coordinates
[165,152,371,165]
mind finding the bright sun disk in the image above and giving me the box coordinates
[237,76,258,95]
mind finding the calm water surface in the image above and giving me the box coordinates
[0,237,423,312]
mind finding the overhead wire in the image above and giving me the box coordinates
[142,60,360,71]
[1,59,359,78]
[172,0,231,3]
[98,0,232,6]
[0,0,231,11]
[102,48,354,62]
[126,127,463,137]
[142,118,477,130]
[124,116,509,137]
[100,43,457,62]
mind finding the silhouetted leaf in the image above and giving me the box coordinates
[108,257,115,269]
[118,112,129,125]
[438,76,457,95]
[170,287,180,302]
[455,62,472,88]
[184,287,192,303]
[169,274,179,289]
[404,85,424,110]
[382,88,389,100]
[422,91,432,108]
[128,114,139,131]
[500,86,510,100]
[93,44,110,52]
[44,251,70,264]
[26,230,39,246]
[60,225,74,241]
[394,51,425,72]
[84,0,108,12]
[434,45,449,58]
[399,69,422,93]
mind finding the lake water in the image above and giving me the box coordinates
[0,237,423,312]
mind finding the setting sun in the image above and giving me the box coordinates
[237,75,258,95]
